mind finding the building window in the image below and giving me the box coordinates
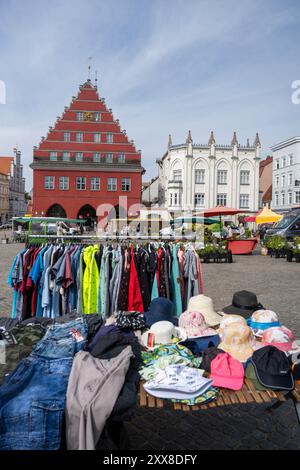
[173,170,182,182]
[282,156,286,168]
[118,153,125,163]
[106,132,113,143]
[281,193,285,206]
[76,152,83,162]
[240,170,250,185]
[76,177,86,190]
[240,194,249,208]
[217,194,227,206]
[288,173,293,186]
[93,153,100,162]
[276,159,280,169]
[295,191,300,204]
[91,177,100,191]
[63,132,70,142]
[50,152,57,161]
[59,176,69,190]
[106,153,113,163]
[62,152,70,162]
[275,193,279,206]
[281,174,286,187]
[194,193,205,206]
[195,169,205,184]
[76,112,84,121]
[76,132,83,142]
[288,192,293,205]
[217,170,227,185]
[289,154,294,166]
[94,112,101,122]
[121,178,131,191]
[108,178,117,191]
[94,133,101,143]
[44,176,54,190]
[275,175,279,188]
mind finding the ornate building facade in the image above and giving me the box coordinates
[0,172,9,223]
[156,131,261,214]
[0,149,26,219]
[31,79,143,226]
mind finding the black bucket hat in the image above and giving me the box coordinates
[222,290,264,319]
[251,345,294,391]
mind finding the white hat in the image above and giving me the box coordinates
[187,295,222,327]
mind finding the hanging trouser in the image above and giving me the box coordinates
[65,346,133,450]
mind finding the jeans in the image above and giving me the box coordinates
[0,355,73,450]
[32,318,88,358]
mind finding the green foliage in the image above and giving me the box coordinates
[245,228,252,238]
[266,235,289,251]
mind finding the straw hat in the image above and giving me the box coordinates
[187,295,222,327]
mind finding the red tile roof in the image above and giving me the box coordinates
[0,156,13,175]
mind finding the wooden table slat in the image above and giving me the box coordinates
[139,384,147,407]
[245,378,263,403]
[156,399,164,408]
[240,384,254,403]
[275,391,287,402]
[147,393,156,408]
[192,405,199,411]
[235,390,247,404]
[220,389,232,405]
[173,403,182,410]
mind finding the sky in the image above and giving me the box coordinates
[1,0,300,190]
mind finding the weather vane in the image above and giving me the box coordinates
[88,56,93,79]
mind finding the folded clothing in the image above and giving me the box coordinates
[31,317,88,359]
[144,365,212,400]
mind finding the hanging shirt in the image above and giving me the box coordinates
[83,245,99,314]
[127,246,144,312]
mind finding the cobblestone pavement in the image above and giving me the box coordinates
[1,243,300,449]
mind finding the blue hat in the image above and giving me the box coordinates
[144,298,178,327]
[182,335,220,355]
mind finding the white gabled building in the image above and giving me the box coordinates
[271,136,300,211]
[156,131,261,214]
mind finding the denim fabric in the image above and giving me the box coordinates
[30,318,88,358]
[0,355,73,450]
[30,337,76,359]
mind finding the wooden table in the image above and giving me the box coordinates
[139,379,300,419]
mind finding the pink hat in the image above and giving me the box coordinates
[262,326,297,352]
[210,352,244,390]
[179,311,217,338]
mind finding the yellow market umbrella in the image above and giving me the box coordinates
[256,207,283,225]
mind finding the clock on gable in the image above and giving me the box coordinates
[84,112,93,121]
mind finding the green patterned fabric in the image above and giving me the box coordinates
[141,343,202,368]
[171,387,219,406]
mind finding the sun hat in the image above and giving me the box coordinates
[218,315,247,338]
[144,298,178,327]
[201,347,226,372]
[222,291,264,319]
[141,321,186,350]
[251,346,294,391]
[247,310,280,333]
[218,323,258,362]
[261,326,298,353]
[187,295,222,327]
[179,311,218,338]
[210,352,244,390]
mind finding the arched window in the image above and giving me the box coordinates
[46,204,66,218]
